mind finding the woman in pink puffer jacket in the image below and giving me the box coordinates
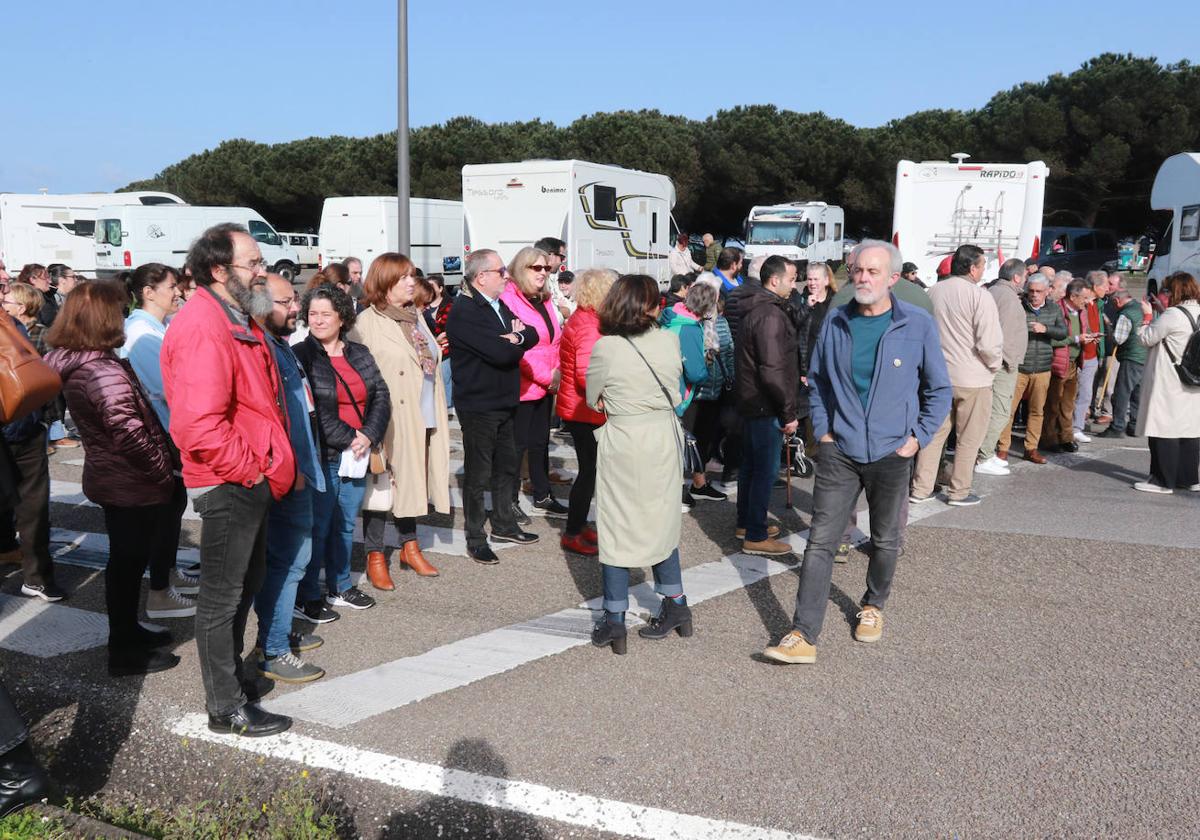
[500,246,565,519]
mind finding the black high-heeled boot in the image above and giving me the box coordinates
[638,596,693,640]
[591,613,627,655]
[0,741,50,817]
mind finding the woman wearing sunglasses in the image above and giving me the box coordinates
[500,246,567,521]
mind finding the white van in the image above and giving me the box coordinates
[742,202,845,267]
[0,191,184,278]
[94,205,300,280]
[318,197,463,282]
[892,155,1049,286]
[1147,152,1200,289]
[280,233,320,267]
[462,160,676,288]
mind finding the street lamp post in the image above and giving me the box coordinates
[397,0,410,254]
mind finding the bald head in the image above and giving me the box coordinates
[264,273,299,337]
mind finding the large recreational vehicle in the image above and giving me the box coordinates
[94,204,299,280]
[0,191,184,277]
[318,197,464,281]
[742,202,845,267]
[461,160,675,288]
[1147,152,1200,293]
[892,156,1048,286]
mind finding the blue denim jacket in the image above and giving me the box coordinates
[809,295,952,464]
[268,334,326,494]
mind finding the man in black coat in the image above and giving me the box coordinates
[445,249,540,564]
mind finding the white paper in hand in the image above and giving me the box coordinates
[338,448,369,479]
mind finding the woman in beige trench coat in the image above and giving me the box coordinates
[1133,271,1200,493]
[350,253,451,588]
[585,275,692,656]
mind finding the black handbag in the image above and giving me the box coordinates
[623,337,705,477]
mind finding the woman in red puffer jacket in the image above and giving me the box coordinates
[555,268,617,555]
[45,282,182,679]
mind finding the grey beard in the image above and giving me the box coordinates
[228,276,275,320]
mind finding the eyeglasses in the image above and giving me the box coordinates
[227,259,268,273]
[529,265,550,272]
[273,298,296,308]
[478,267,508,277]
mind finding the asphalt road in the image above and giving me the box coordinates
[1,418,1197,839]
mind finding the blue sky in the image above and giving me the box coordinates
[2,0,1195,194]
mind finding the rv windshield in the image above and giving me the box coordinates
[747,221,813,248]
[96,219,122,247]
[248,219,282,247]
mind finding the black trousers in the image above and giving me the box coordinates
[0,679,27,755]
[563,420,599,535]
[1148,437,1200,489]
[149,478,187,590]
[103,499,178,649]
[9,433,53,588]
[513,395,553,501]
[362,510,418,551]
[458,408,519,548]
[687,398,724,472]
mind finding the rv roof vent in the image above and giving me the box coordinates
[951,152,971,164]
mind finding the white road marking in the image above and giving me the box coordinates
[0,592,109,657]
[170,714,818,840]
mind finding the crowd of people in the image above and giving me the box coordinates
[0,220,1196,773]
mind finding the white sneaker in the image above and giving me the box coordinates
[1073,430,1092,443]
[974,457,1011,476]
[145,587,197,619]
[1190,484,1200,492]
[1132,481,1173,495]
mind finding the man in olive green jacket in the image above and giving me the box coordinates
[997,274,1066,463]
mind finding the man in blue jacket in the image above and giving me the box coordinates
[764,241,951,664]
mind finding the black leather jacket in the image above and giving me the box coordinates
[292,334,391,462]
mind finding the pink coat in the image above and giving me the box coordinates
[500,280,562,401]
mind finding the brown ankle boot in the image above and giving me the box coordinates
[365,551,395,591]
[400,541,439,577]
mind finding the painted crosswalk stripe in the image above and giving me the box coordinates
[170,714,819,840]
[0,593,109,657]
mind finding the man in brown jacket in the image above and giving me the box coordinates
[976,258,1030,475]
[911,244,1003,506]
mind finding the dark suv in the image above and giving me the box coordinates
[1039,227,1119,275]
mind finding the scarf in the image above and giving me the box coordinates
[379,304,436,376]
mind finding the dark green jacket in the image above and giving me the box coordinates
[703,242,720,271]
[1114,299,1148,365]
[1019,300,1067,374]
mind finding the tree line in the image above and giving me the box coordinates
[123,53,1200,239]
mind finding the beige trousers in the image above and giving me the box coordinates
[911,385,993,500]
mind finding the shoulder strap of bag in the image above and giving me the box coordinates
[1163,305,1200,365]
[623,336,675,412]
[328,356,367,425]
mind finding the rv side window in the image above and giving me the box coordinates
[834,223,843,240]
[97,219,122,247]
[1181,206,1200,242]
[652,212,658,244]
[593,186,617,222]
[818,223,827,241]
[313,236,319,247]
[249,219,282,247]
[72,219,95,239]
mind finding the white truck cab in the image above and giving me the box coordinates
[742,202,845,267]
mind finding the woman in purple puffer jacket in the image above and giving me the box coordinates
[45,282,182,679]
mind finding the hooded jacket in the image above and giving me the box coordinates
[735,290,799,424]
[556,307,606,426]
[45,349,175,507]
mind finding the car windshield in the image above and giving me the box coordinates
[248,219,282,247]
[747,221,812,247]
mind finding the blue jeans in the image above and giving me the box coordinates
[601,549,684,613]
[441,358,453,409]
[254,485,313,656]
[300,462,365,600]
[736,416,782,542]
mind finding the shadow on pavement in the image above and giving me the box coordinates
[382,738,547,840]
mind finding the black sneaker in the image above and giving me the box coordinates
[326,587,376,610]
[689,483,727,501]
[946,493,983,507]
[682,490,695,508]
[293,600,340,624]
[1096,426,1124,438]
[532,495,569,517]
[1125,426,1138,437]
[1059,441,1079,453]
[20,583,65,602]
[511,501,533,526]
[288,632,324,653]
[490,530,539,545]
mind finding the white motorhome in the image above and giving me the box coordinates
[280,232,320,267]
[318,197,464,281]
[462,160,675,288]
[742,202,845,267]
[892,155,1049,287]
[1147,152,1200,290]
[94,205,300,280]
[0,191,184,277]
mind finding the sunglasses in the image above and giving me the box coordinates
[529,264,550,272]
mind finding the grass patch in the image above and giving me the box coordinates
[0,810,69,839]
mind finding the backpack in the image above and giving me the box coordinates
[1164,305,1200,388]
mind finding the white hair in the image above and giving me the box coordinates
[856,239,903,275]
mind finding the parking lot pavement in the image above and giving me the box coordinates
[2,429,1197,838]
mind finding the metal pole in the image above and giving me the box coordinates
[397,0,411,254]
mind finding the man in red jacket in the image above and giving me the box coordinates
[161,223,296,738]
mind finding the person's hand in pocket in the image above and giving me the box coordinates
[895,435,919,458]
